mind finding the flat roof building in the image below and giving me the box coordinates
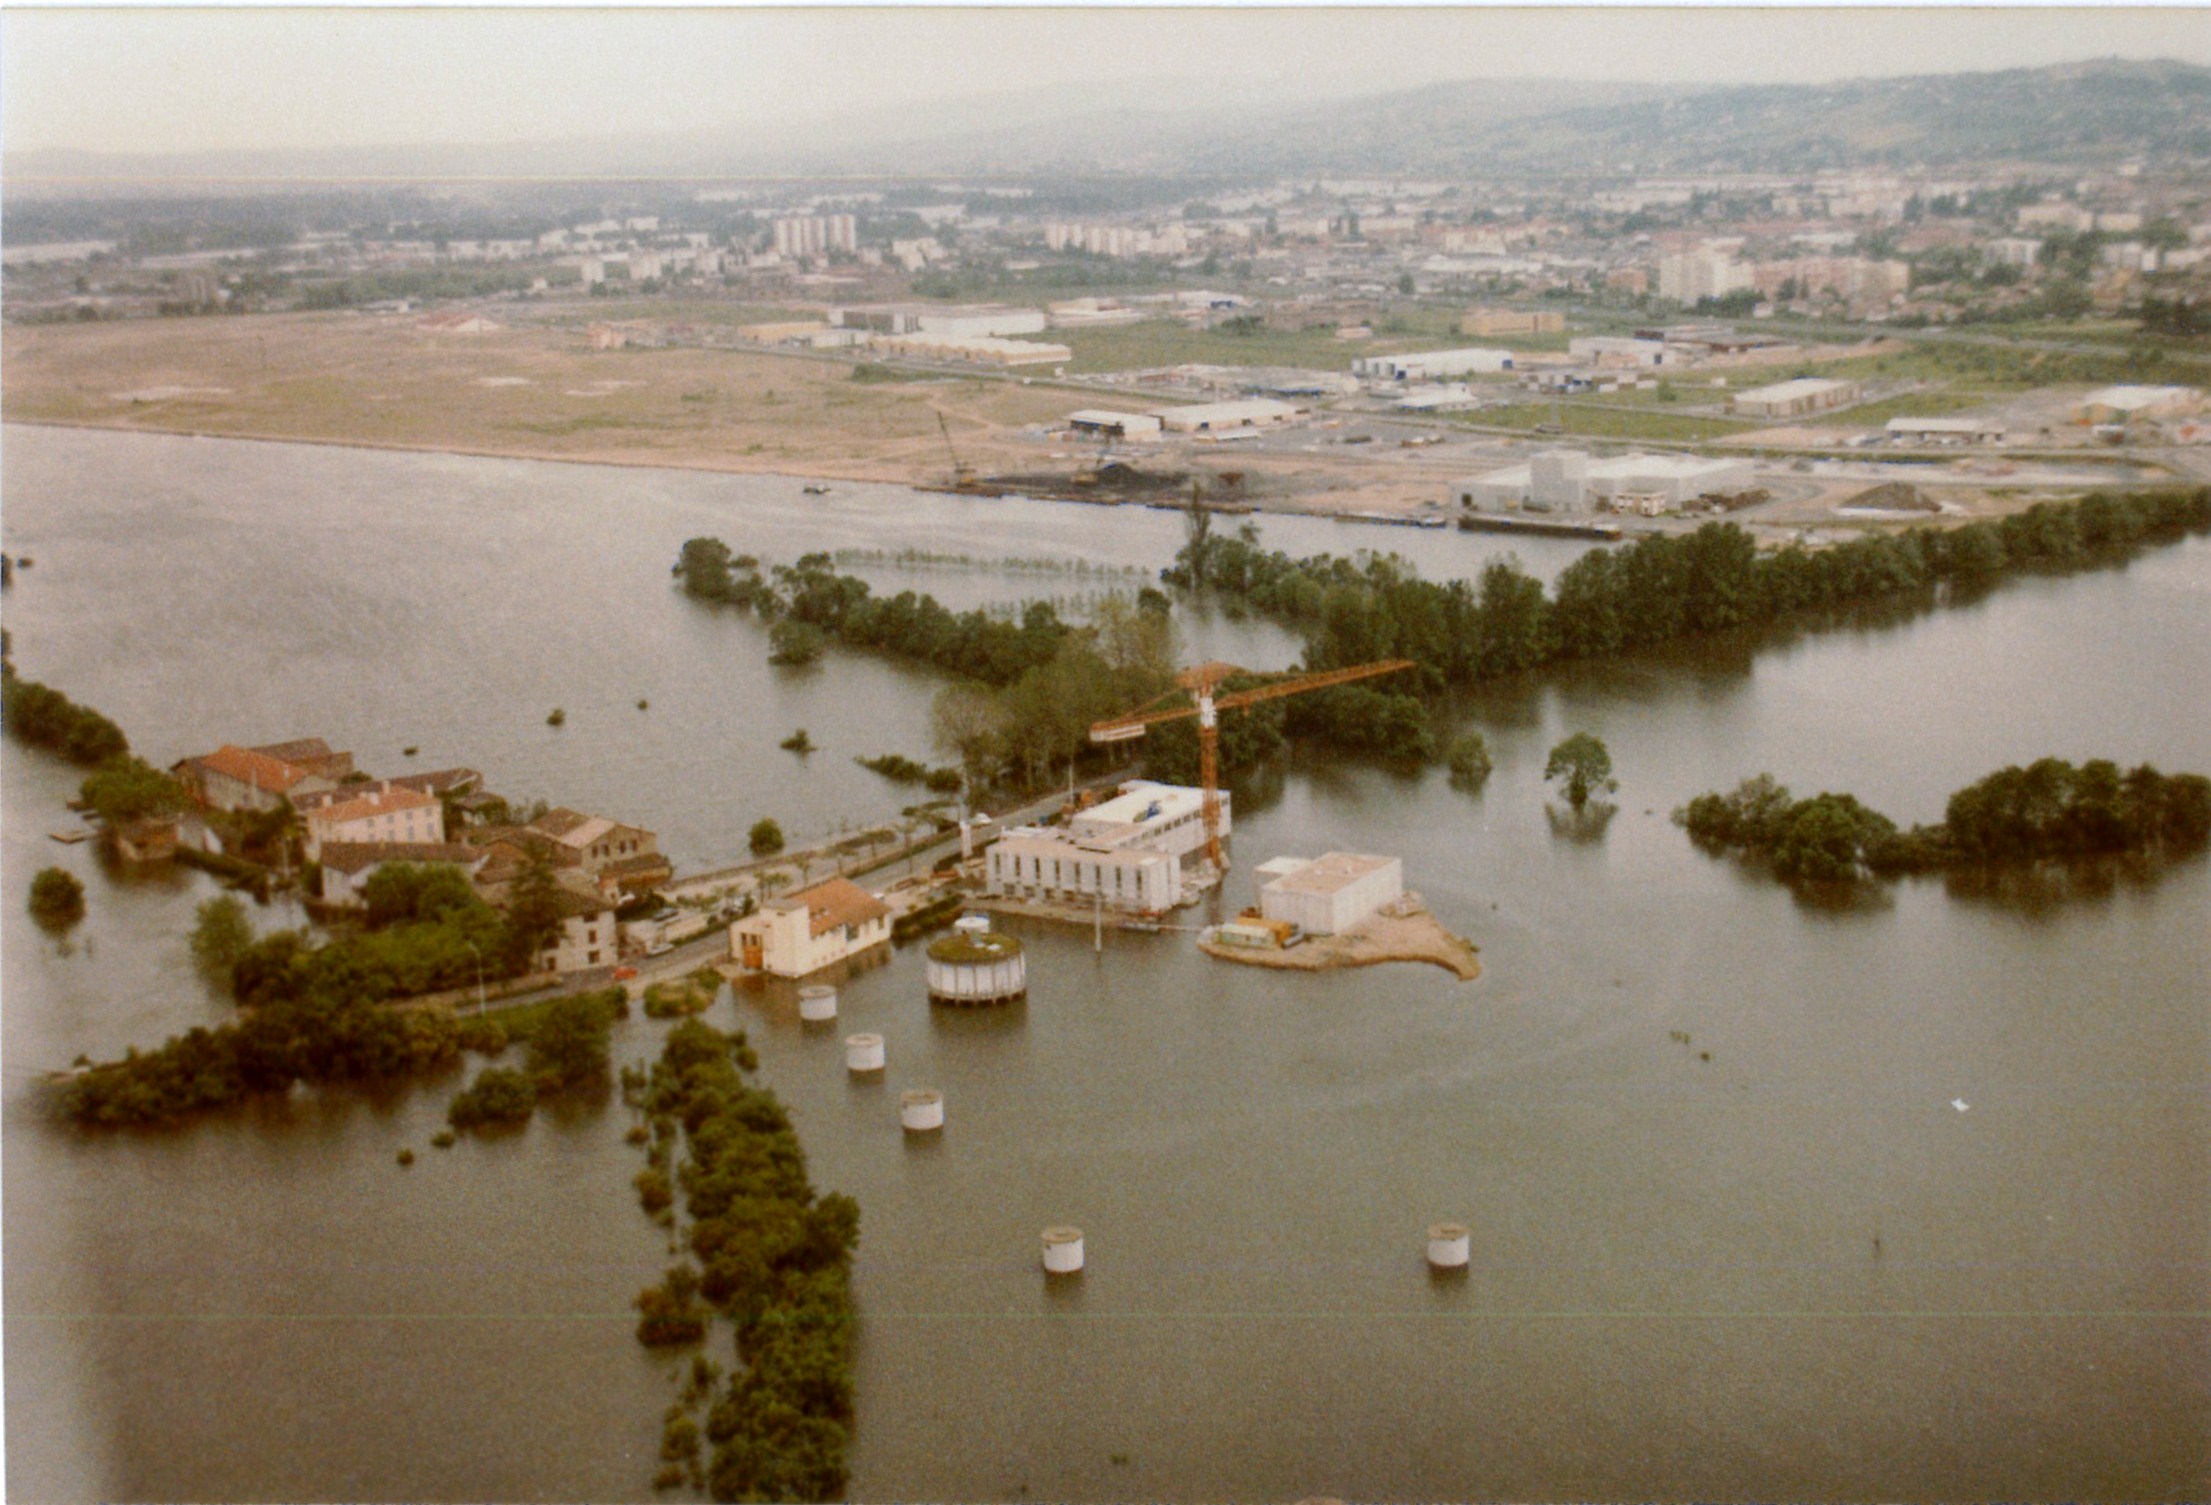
[2073,385,2201,425]
[1352,348,1515,382]
[1457,451,1754,514]
[1151,398,1304,433]
[1068,409,1164,439]
[1257,852,1404,936]
[1728,377,1863,419]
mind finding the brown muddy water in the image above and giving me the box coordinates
[3,425,2206,1501]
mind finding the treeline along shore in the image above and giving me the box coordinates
[675,489,2211,792]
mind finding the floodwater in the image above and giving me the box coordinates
[4,425,2206,1501]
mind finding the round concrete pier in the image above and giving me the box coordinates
[798,984,838,1023]
[1041,1226,1085,1275]
[1426,1221,1471,1270]
[900,1089,944,1133]
[844,1032,884,1073]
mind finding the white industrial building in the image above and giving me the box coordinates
[915,305,1049,339]
[1067,409,1164,439]
[1152,398,1304,434]
[1884,416,2008,444]
[1068,781,1229,865]
[1352,347,1515,382]
[2072,385,2202,425]
[1457,451,1756,514]
[1394,384,1480,412]
[1256,853,1403,936]
[1568,336,1669,367]
[985,781,1228,913]
[1728,377,1864,420]
[876,333,1071,367]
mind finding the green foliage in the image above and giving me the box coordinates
[500,854,566,975]
[1677,759,2211,883]
[1446,731,1494,789]
[524,992,617,1092]
[1,662,130,766]
[190,895,254,983]
[28,867,85,928]
[546,708,566,727]
[768,620,826,667]
[1168,490,2211,766]
[79,756,187,825]
[1544,734,1617,812]
[361,862,480,930]
[779,729,815,753]
[447,1066,539,1130]
[636,1263,708,1347]
[643,970,719,1020]
[748,819,785,858]
[229,896,510,1010]
[626,1019,856,1502]
[60,998,464,1128]
[855,753,963,793]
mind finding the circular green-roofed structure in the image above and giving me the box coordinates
[926,916,1027,1006]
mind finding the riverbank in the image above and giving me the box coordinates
[1198,896,1482,980]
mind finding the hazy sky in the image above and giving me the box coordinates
[6,6,2211,157]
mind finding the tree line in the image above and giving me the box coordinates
[623,1019,858,1502]
[678,540,1079,688]
[1164,489,2211,764]
[1675,758,2211,883]
[2,650,130,767]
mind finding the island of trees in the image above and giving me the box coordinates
[54,859,601,1128]
[1675,758,2211,882]
[623,1019,858,1501]
[677,489,2211,804]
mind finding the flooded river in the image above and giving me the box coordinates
[4,425,2206,1500]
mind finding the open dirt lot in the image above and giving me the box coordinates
[0,312,1470,513]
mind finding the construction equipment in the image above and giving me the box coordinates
[1089,658,1416,872]
[936,411,978,490]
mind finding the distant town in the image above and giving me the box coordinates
[8,131,2209,539]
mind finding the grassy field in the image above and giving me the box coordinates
[0,311,1080,479]
[1462,403,1757,443]
[1825,389,1998,427]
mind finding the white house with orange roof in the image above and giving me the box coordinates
[301,784,444,860]
[730,876,891,978]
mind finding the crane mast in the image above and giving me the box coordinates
[1090,657,1416,871]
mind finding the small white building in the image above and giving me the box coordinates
[1151,398,1304,434]
[1257,853,1403,936]
[1353,347,1515,382]
[539,889,618,974]
[1729,377,1863,419]
[730,876,891,979]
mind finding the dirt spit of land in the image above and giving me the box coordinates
[1198,896,1481,981]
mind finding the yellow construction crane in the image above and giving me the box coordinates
[1089,658,1416,871]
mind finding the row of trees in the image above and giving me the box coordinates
[678,541,1081,689]
[2,653,130,767]
[1173,492,2211,704]
[624,1020,858,1502]
[1676,759,2211,883]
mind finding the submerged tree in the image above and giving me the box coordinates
[1544,733,1617,812]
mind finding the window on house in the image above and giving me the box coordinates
[588,950,601,965]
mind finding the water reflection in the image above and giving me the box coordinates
[1543,802,1618,842]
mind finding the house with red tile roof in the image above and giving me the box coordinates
[730,876,891,978]
[303,785,443,860]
